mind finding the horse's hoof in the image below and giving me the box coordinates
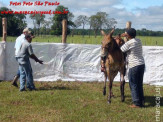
[103,88,106,96]
[121,96,125,102]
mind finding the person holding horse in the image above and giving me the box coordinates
[120,28,145,108]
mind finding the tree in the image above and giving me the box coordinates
[41,19,51,35]
[70,19,81,36]
[76,15,89,37]
[30,14,45,36]
[51,5,74,36]
[89,15,101,38]
[105,18,117,29]
[0,7,27,36]
[89,12,117,37]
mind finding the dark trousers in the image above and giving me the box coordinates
[128,64,145,106]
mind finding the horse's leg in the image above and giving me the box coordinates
[108,73,113,104]
[103,71,107,96]
[120,66,125,102]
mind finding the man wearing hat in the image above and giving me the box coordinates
[11,28,30,87]
[16,34,43,91]
[120,28,145,108]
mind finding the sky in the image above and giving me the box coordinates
[0,0,163,31]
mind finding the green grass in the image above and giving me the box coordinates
[1,35,163,46]
[0,81,162,122]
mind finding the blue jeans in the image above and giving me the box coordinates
[128,64,145,106]
[16,69,20,77]
[19,60,35,91]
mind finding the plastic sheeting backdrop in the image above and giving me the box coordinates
[0,42,163,86]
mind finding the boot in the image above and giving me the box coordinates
[11,75,19,87]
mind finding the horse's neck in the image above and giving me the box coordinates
[111,39,120,51]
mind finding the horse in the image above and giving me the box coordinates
[101,28,126,104]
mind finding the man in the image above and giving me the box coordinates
[120,28,145,108]
[12,28,30,87]
[16,34,43,91]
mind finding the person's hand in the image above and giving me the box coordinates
[121,33,127,37]
[114,36,124,46]
[114,37,120,45]
[38,60,43,64]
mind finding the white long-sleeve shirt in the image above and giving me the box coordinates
[120,38,145,68]
[14,34,25,56]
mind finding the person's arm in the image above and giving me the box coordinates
[30,54,43,64]
[14,37,19,49]
[114,35,125,47]
[28,44,43,64]
[120,41,130,53]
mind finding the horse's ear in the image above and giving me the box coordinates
[101,30,106,36]
[109,27,115,37]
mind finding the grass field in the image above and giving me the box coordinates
[0,81,162,122]
[1,35,163,46]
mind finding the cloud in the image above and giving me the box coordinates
[99,5,163,31]
[0,0,163,31]
[132,5,163,30]
[0,1,5,7]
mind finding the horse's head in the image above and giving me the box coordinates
[101,28,115,52]
[115,34,125,46]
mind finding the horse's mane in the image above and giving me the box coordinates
[111,38,121,51]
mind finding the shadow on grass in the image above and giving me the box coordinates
[37,85,79,91]
[125,95,163,107]
[145,96,163,107]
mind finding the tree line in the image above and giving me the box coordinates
[0,6,163,37]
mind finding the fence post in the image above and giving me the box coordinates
[156,41,157,46]
[124,21,131,42]
[62,19,67,43]
[2,18,7,41]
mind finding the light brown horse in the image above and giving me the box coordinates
[101,28,125,104]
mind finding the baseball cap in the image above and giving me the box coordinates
[126,28,136,38]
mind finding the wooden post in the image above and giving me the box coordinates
[126,21,131,29]
[124,21,131,42]
[2,18,7,41]
[62,19,67,43]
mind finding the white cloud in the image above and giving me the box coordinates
[0,0,163,31]
[0,1,5,7]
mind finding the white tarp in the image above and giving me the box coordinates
[0,42,163,86]
[0,41,6,80]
